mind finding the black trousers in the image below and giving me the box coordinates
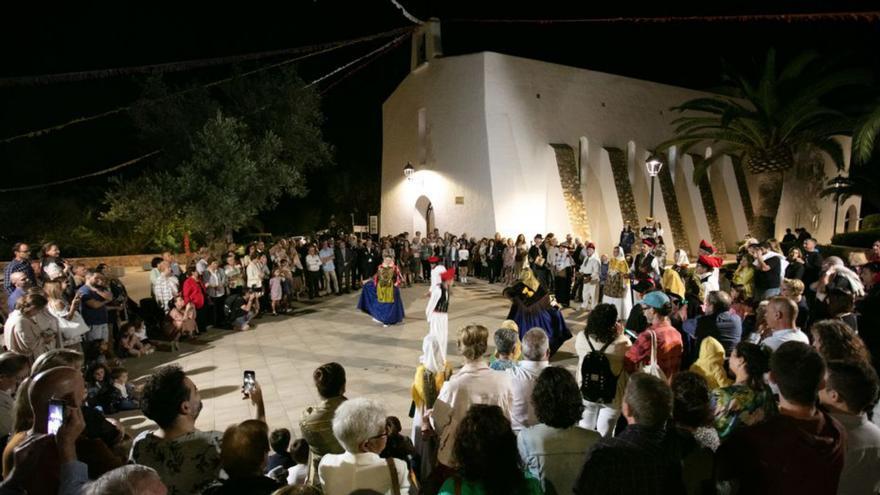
[306,270,321,298]
[422,260,431,281]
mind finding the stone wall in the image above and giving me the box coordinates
[605,147,640,228]
[658,163,690,251]
[550,144,591,241]
[732,157,755,232]
[692,155,727,253]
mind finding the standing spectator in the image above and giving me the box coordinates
[438,404,542,495]
[4,243,35,294]
[318,398,410,495]
[152,262,179,312]
[359,239,381,283]
[203,258,227,327]
[576,303,631,437]
[759,296,809,352]
[749,242,782,300]
[694,291,741,356]
[304,246,322,299]
[39,242,66,281]
[411,334,453,483]
[573,373,683,495]
[781,278,810,330]
[5,272,27,313]
[335,239,353,293]
[300,362,347,486]
[0,352,29,438]
[802,238,824,287]
[619,222,636,255]
[785,247,806,281]
[519,367,599,494]
[131,365,265,495]
[819,360,880,495]
[77,272,113,356]
[203,420,284,495]
[507,329,550,433]
[717,342,845,495]
[430,325,513,487]
[224,254,245,294]
[319,241,339,296]
[624,291,683,379]
[182,268,207,333]
[712,342,776,439]
[162,251,182,278]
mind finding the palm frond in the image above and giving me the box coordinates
[777,51,820,84]
[691,149,733,184]
[853,104,880,164]
[810,137,846,169]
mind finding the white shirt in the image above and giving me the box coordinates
[432,361,513,467]
[458,248,469,261]
[287,463,308,485]
[305,254,323,272]
[760,328,809,352]
[580,254,601,280]
[318,451,409,495]
[507,360,550,432]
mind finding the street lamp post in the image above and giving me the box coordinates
[830,175,848,236]
[645,155,664,218]
[403,161,415,181]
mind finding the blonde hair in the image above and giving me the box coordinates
[42,280,64,301]
[457,324,489,361]
[782,278,805,297]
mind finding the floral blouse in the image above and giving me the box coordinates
[711,383,777,439]
[129,429,222,495]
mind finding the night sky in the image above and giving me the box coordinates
[1,1,878,236]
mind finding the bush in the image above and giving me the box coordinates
[861,214,880,230]
[818,244,865,261]
[830,229,880,248]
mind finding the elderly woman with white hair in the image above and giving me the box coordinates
[318,398,410,495]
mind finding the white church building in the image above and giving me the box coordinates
[379,21,859,255]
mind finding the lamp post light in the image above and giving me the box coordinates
[829,174,848,236]
[645,155,664,218]
[403,161,415,180]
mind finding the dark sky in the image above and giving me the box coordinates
[1,1,877,234]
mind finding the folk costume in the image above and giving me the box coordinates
[697,255,723,305]
[357,258,405,326]
[602,246,633,321]
[425,257,449,360]
[579,244,602,311]
[698,240,723,292]
[504,261,572,356]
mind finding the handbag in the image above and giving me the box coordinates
[55,309,90,343]
[641,330,667,381]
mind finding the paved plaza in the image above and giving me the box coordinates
[117,272,582,437]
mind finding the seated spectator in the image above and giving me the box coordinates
[131,365,265,494]
[204,420,285,495]
[431,325,513,485]
[318,398,410,495]
[85,363,110,410]
[508,328,550,432]
[811,319,871,363]
[103,367,138,414]
[694,291,741,356]
[379,416,414,467]
[717,342,845,494]
[671,372,719,452]
[225,287,259,332]
[267,428,295,473]
[574,373,685,495]
[164,295,196,351]
[519,366,599,494]
[118,322,153,357]
[300,362,347,486]
[575,303,631,437]
[0,353,29,439]
[689,337,732,390]
[490,327,518,371]
[82,464,167,495]
[759,296,808,351]
[819,360,880,495]
[624,291,683,379]
[4,293,59,361]
[712,342,775,439]
[286,438,310,485]
[440,404,542,495]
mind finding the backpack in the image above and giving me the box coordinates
[580,338,619,404]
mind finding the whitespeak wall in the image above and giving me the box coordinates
[381,51,856,249]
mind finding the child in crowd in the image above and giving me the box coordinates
[380,416,415,467]
[105,367,139,413]
[119,322,154,357]
[85,362,110,409]
[270,269,284,316]
[165,294,197,351]
[129,316,152,348]
[286,438,310,486]
[458,242,470,284]
[267,428,295,473]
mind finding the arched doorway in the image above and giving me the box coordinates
[414,195,435,235]
[844,204,859,232]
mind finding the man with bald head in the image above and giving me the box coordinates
[760,296,809,352]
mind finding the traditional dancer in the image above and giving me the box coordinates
[632,238,661,301]
[696,254,723,305]
[698,239,723,291]
[602,246,633,321]
[356,256,405,326]
[579,243,601,311]
[503,261,572,356]
[425,256,449,360]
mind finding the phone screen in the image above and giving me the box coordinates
[47,400,65,435]
[243,370,256,394]
[624,329,639,341]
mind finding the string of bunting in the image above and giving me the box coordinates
[0,26,416,88]
[0,31,413,192]
[0,26,416,145]
[444,11,880,24]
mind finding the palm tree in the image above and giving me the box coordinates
[655,49,866,241]
[852,100,880,165]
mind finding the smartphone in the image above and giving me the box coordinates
[243,370,256,394]
[47,399,65,435]
[624,329,639,341]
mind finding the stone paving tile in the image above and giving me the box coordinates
[118,279,583,439]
